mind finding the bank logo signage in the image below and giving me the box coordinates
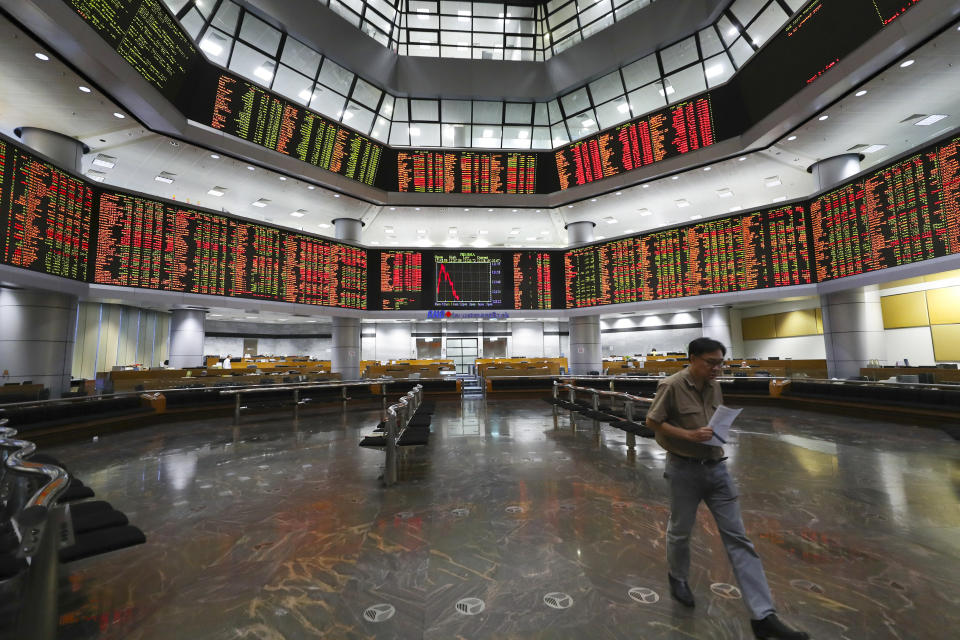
[426,310,509,320]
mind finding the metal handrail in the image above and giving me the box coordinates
[382,385,422,487]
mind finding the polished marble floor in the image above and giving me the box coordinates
[28,398,960,639]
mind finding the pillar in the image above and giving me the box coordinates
[820,286,885,379]
[168,309,205,369]
[15,127,87,173]
[565,220,595,245]
[809,153,862,191]
[332,317,361,380]
[333,217,363,242]
[569,315,601,375]
[700,306,736,356]
[0,287,78,398]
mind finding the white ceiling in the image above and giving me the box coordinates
[1,15,959,322]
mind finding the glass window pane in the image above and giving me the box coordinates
[162,0,188,13]
[505,35,533,48]
[193,0,214,18]
[317,58,354,94]
[413,44,441,57]
[663,65,705,102]
[503,126,532,149]
[228,41,276,85]
[474,17,501,31]
[272,66,313,105]
[550,123,569,146]
[730,0,766,26]
[566,109,598,140]
[747,3,787,47]
[180,8,205,39]
[441,31,472,45]
[628,81,666,118]
[309,85,346,119]
[589,71,625,104]
[441,45,472,58]
[505,102,532,124]
[698,26,723,57]
[783,0,805,12]
[330,1,361,27]
[532,126,551,149]
[198,28,232,66]
[371,116,390,142]
[474,48,503,60]
[411,123,441,147]
[660,36,698,74]
[729,36,754,67]
[351,78,382,109]
[389,121,410,145]
[547,99,563,124]
[442,100,471,122]
[410,30,439,44]
[560,87,590,116]
[549,4,576,29]
[379,94,395,118]
[704,52,735,87]
[239,12,281,55]
[393,97,408,121]
[473,125,502,148]
[472,100,503,124]
[280,37,321,78]
[474,32,502,47]
[343,102,375,133]
[442,123,471,147]
[717,14,739,45]
[621,54,659,91]
[581,15,613,40]
[595,97,631,129]
[534,102,548,125]
[411,99,439,120]
[474,3,501,17]
[211,1,240,33]
[507,6,535,19]
[579,0,612,26]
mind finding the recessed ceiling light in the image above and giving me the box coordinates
[414,206,419,210]
[567,205,573,208]
[209,154,220,159]
[479,229,488,235]
[318,223,331,228]
[207,186,226,196]
[716,188,733,198]
[78,85,91,93]
[738,156,747,162]
[703,167,711,171]
[463,208,470,212]
[209,314,222,317]
[154,172,175,184]
[595,235,606,240]
[671,175,679,180]
[333,194,341,198]
[603,217,618,224]
[417,228,427,234]
[787,135,797,141]
[855,90,868,97]
[914,114,948,126]
[488,209,494,212]
[85,170,106,182]
[448,226,457,235]
[370,240,380,245]
[590,199,597,203]
[513,209,519,212]
[624,228,635,233]
[389,207,396,210]
[247,166,255,171]
[525,236,537,241]
[675,199,690,208]
[729,205,742,212]
[290,209,307,217]
[279,176,286,181]
[900,59,914,68]
[764,176,782,187]
[384,226,394,233]
[638,208,652,217]
[615,192,622,196]
[772,195,787,203]
[34,52,49,61]
[642,184,650,189]
[509,228,520,234]
[818,115,829,121]
[92,154,116,169]
[252,198,270,207]
[307,185,315,189]
[113,112,125,119]
[690,214,703,220]
[863,144,888,154]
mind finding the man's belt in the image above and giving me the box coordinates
[668,452,728,465]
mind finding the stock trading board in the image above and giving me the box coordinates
[565,205,812,308]
[0,142,93,281]
[63,0,198,99]
[810,134,960,281]
[554,97,715,191]
[391,150,537,193]
[181,69,382,187]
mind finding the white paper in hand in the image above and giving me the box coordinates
[706,405,742,447]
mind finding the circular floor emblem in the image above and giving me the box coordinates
[559,504,576,512]
[395,511,414,520]
[628,587,660,604]
[790,579,825,594]
[363,603,395,623]
[451,508,470,517]
[613,502,630,509]
[710,583,742,600]
[543,592,574,609]
[505,506,524,514]
[455,597,486,615]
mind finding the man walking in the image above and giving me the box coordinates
[646,337,809,639]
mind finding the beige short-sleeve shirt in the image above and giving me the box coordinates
[646,367,724,459]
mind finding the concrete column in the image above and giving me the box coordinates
[569,315,601,375]
[820,286,885,379]
[331,317,361,380]
[700,306,735,356]
[565,221,596,245]
[809,153,862,191]
[333,218,363,242]
[15,127,87,173]
[0,287,78,398]
[168,308,206,369]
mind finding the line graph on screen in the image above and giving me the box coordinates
[435,259,491,304]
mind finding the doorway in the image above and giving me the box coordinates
[446,337,478,374]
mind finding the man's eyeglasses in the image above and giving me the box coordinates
[696,356,725,368]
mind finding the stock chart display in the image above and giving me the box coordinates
[0,143,93,280]
[554,97,715,190]
[378,250,424,310]
[91,189,366,309]
[392,151,537,193]
[433,251,504,308]
[63,0,198,98]
[810,134,960,281]
[182,70,382,186]
[565,205,812,308]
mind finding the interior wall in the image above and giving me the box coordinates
[740,298,826,361]
[600,312,703,357]
[204,321,333,360]
[72,303,170,379]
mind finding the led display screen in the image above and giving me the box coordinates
[565,205,813,308]
[0,142,93,281]
[389,150,537,194]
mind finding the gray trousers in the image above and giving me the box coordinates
[664,455,776,619]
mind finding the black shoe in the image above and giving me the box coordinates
[668,573,695,607]
[751,614,809,639]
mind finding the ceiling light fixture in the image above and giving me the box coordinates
[690,214,703,220]
[638,209,652,217]
[78,86,91,93]
[279,176,286,181]
[914,114,948,126]
[764,176,782,187]
[716,188,733,198]
[900,59,914,68]
[113,112,125,119]
[154,172,175,184]
[818,115,829,121]
[703,166,712,171]
[772,195,787,203]
[92,154,116,169]
[729,205,742,212]
[787,135,797,141]
[333,194,341,198]
[615,192,622,196]
[675,199,690,208]
[34,52,49,61]
[290,209,307,217]
[855,90,868,97]
[252,198,270,208]
[307,185,315,190]
[318,223,331,229]
[863,144,888,154]
[207,186,226,196]
[85,170,106,182]
[209,154,220,159]
[247,166,255,171]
